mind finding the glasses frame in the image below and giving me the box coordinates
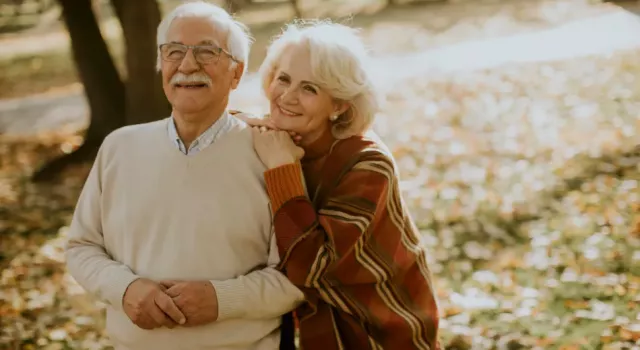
[159,43,239,65]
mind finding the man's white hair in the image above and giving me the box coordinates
[156,1,253,74]
[259,20,380,139]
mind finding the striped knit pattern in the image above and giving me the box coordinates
[264,135,440,350]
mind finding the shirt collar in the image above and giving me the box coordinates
[167,111,231,155]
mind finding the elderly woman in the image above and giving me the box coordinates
[246,21,440,350]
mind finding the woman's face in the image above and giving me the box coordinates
[267,44,345,144]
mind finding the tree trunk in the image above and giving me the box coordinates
[290,0,302,18]
[226,0,248,13]
[32,0,126,182]
[112,0,170,124]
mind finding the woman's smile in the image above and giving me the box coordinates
[276,104,302,117]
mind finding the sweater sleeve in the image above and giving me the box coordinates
[65,138,140,311]
[209,226,305,321]
[264,158,390,287]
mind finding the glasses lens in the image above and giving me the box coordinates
[162,44,186,61]
[194,46,220,63]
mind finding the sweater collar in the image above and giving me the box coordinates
[302,129,336,161]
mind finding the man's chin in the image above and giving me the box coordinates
[172,103,207,116]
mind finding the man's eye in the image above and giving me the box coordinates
[198,49,217,58]
[277,76,290,83]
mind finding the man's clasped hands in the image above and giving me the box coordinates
[122,278,218,329]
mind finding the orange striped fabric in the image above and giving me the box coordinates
[264,134,441,350]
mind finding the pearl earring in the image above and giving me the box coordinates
[330,114,338,122]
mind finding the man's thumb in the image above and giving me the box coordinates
[158,280,179,289]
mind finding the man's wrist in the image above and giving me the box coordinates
[116,275,141,311]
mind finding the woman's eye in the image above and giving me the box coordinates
[277,75,289,83]
[303,85,317,94]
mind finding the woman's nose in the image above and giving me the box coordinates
[279,87,298,104]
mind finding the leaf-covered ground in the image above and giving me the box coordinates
[1,1,640,349]
[377,49,640,349]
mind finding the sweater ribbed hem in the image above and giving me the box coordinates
[210,279,247,321]
[264,162,306,214]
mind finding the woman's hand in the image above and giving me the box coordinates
[251,127,305,169]
[234,112,277,129]
[234,112,302,144]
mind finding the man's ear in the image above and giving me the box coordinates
[230,62,245,90]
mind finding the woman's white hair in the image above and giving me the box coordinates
[156,1,253,74]
[259,20,380,139]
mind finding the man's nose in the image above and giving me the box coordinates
[178,49,199,74]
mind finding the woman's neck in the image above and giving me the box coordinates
[300,128,335,160]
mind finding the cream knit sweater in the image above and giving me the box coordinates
[65,118,304,350]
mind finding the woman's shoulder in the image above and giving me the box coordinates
[329,131,399,180]
[333,131,394,164]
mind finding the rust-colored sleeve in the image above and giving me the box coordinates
[263,152,440,350]
[264,162,306,214]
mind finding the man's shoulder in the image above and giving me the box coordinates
[103,119,168,147]
[220,114,253,142]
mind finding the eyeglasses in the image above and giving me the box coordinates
[159,43,239,64]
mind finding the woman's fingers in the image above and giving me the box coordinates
[236,113,272,128]
[235,113,256,124]
[287,131,302,144]
[265,119,278,129]
[254,125,300,144]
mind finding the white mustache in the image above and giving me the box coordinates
[170,72,212,86]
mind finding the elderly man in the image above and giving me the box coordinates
[64,2,304,349]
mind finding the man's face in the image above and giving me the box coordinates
[160,17,243,119]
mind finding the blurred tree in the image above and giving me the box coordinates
[32,0,169,182]
[225,0,302,18]
[112,0,168,125]
[226,0,248,13]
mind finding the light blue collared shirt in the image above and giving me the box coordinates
[168,111,233,155]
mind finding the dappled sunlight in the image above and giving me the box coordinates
[1,225,110,349]
[1,0,640,348]
[3,46,639,347]
[358,0,619,55]
[0,132,102,347]
[374,48,640,346]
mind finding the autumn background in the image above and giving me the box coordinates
[1,0,640,348]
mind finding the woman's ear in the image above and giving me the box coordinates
[333,100,350,117]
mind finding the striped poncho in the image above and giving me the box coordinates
[263,131,441,350]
